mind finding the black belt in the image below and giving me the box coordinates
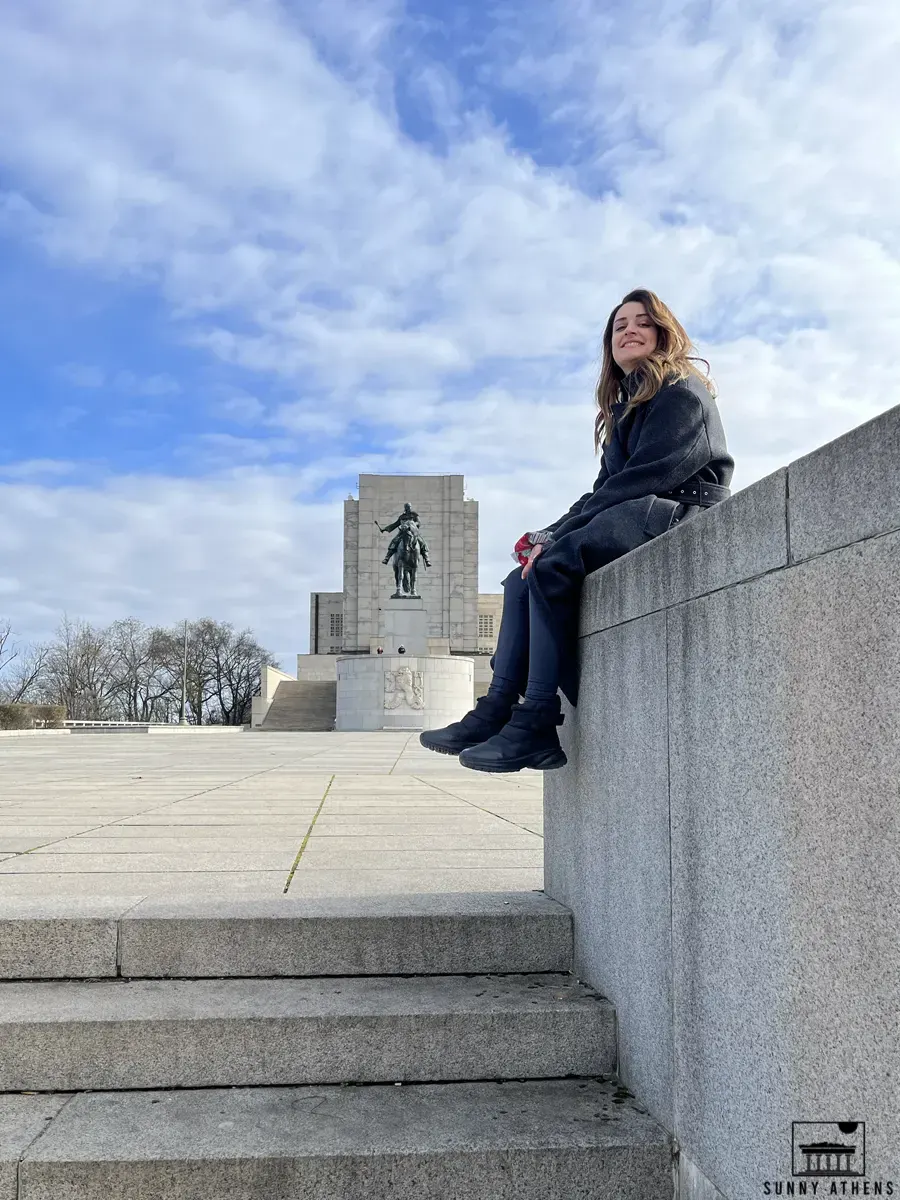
[659,479,730,507]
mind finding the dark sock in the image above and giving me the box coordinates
[522,681,559,707]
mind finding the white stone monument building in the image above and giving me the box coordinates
[252,473,504,731]
[301,474,502,697]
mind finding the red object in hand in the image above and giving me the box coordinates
[512,533,534,566]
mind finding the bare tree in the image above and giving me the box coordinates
[206,624,279,725]
[38,616,121,720]
[152,619,218,725]
[0,620,49,704]
[107,618,179,722]
[166,618,276,725]
[1,615,277,724]
[0,621,13,678]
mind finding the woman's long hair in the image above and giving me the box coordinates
[594,289,715,452]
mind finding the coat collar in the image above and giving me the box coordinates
[612,371,639,420]
[619,370,641,399]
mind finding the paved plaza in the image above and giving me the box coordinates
[0,731,543,900]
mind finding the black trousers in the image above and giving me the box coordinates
[493,496,697,704]
[490,566,561,699]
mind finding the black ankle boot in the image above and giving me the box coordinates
[457,698,567,773]
[419,692,518,756]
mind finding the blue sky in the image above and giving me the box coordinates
[1,0,898,667]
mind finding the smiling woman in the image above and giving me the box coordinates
[595,288,717,454]
[419,288,735,774]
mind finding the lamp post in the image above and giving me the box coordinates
[178,620,189,726]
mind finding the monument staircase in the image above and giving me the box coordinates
[0,892,673,1198]
[258,679,337,732]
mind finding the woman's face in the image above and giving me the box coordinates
[611,301,659,372]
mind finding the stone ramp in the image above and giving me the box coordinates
[258,680,336,731]
[0,893,673,1198]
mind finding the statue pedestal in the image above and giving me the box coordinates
[335,654,473,731]
[338,594,472,732]
[372,597,429,655]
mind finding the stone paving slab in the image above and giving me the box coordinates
[0,872,291,898]
[1,852,299,873]
[40,836,312,853]
[0,836,72,852]
[0,733,544,902]
[292,834,541,849]
[281,870,543,896]
[109,816,321,827]
[299,848,542,869]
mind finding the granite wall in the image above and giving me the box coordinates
[544,403,900,1199]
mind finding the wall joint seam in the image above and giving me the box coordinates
[664,604,679,1141]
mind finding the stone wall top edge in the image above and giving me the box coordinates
[578,467,789,637]
[787,401,900,561]
[579,496,898,642]
[788,400,899,472]
[357,473,466,485]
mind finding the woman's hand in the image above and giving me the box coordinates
[512,532,533,566]
[521,542,543,580]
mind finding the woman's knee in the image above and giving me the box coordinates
[502,566,527,594]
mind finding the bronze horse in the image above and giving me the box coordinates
[381,518,431,598]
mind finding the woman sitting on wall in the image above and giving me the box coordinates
[420,288,735,773]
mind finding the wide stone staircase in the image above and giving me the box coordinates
[0,892,672,1198]
[258,679,337,731]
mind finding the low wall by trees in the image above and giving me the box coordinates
[0,616,278,725]
[545,403,900,1197]
[0,703,66,730]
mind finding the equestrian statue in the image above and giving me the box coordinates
[378,503,431,598]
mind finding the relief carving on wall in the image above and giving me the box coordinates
[384,666,425,711]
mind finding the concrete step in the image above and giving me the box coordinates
[13,1079,673,1199]
[259,680,336,731]
[0,972,614,1091]
[0,891,570,980]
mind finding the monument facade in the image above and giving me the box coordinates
[343,474,479,653]
[303,474,502,697]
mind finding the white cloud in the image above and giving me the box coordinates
[489,0,900,429]
[271,403,349,438]
[0,467,344,667]
[0,460,76,480]
[212,389,267,425]
[112,371,181,397]
[0,0,897,655]
[0,0,735,395]
[186,433,298,468]
[58,363,181,397]
[59,363,105,388]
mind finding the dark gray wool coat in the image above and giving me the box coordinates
[525,371,734,705]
